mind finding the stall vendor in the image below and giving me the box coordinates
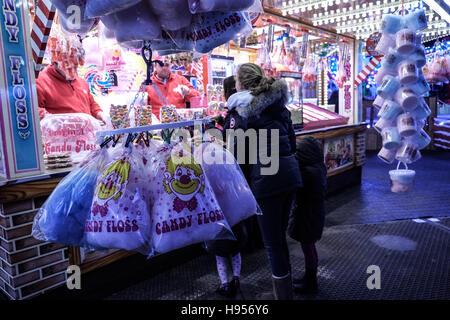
[36,61,106,123]
[146,57,200,119]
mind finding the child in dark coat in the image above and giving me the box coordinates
[288,135,327,294]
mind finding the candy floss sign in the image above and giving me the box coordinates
[0,0,44,179]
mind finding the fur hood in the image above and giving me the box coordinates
[235,79,289,119]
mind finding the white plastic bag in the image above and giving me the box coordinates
[194,142,261,226]
[147,142,234,256]
[84,143,152,253]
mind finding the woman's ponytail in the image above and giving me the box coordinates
[237,63,273,95]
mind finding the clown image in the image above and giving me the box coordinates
[163,149,205,213]
[95,159,131,205]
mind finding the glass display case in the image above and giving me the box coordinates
[210,55,235,86]
[279,71,303,131]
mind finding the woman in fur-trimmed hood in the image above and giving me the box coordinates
[222,63,303,300]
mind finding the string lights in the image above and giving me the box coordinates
[280,0,450,42]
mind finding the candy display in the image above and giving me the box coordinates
[47,25,85,79]
[135,106,153,126]
[32,149,108,247]
[160,105,182,123]
[110,105,130,129]
[40,113,102,164]
[374,9,431,192]
[177,108,207,121]
[85,145,152,253]
[147,142,234,256]
[424,45,450,84]
[194,142,260,227]
[336,44,350,88]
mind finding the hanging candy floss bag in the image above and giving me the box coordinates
[84,144,151,253]
[147,142,234,257]
[389,161,416,193]
[32,148,109,246]
[194,142,261,227]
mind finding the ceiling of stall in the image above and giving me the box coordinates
[264,0,450,43]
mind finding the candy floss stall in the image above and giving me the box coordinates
[0,0,262,300]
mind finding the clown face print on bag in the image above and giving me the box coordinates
[148,143,233,256]
[85,147,151,253]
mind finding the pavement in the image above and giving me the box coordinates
[1,150,449,301]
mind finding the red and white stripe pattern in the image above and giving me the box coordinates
[354,57,381,87]
[31,0,56,77]
[128,70,144,91]
[303,104,337,122]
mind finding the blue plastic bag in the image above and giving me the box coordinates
[32,149,108,246]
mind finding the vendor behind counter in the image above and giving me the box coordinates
[36,31,106,124]
[146,56,200,119]
[37,62,106,124]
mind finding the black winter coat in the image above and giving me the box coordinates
[222,79,303,199]
[288,136,327,243]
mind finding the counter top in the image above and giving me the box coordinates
[295,122,368,140]
[0,167,72,188]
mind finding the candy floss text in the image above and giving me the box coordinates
[186,13,242,42]
[44,139,96,154]
[3,0,20,42]
[84,217,139,233]
[9,55,29,130]
[155,209,225,235]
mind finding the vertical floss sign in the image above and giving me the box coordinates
[0,0,44,179]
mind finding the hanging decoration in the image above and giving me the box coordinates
[373,8,431,193]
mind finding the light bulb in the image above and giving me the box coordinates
[314,3,319,9]
[302,7,306,12]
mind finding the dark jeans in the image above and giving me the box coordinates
[257,190,296,278]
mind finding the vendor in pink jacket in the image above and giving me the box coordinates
[36,61,106,123]
[146,57,200,119]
